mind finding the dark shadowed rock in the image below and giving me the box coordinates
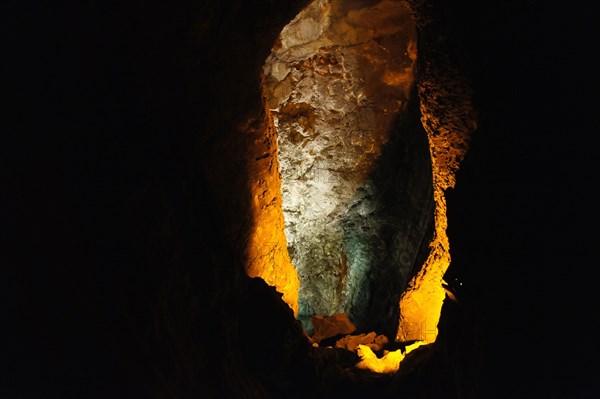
[311,313,357,343]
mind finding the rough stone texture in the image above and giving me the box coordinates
[242,104,300,316]
[193,2,311,317]
[311,313,357,343]
[335,332,389,352]
[8,0,568,396]
[396,0,479,343]
[263,0,434,335]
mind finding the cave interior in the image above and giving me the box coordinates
[5,0,599,398]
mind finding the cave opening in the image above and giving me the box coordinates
[261,0,434,345]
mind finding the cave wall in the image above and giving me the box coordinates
[395,0,478,343]
[262,0,434,334]
[194,1,314,316]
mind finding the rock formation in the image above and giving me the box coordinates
[262,0,436,337]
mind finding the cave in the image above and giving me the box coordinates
[249,0,476,360]
[260,0,433,338]
[6,0,598,398]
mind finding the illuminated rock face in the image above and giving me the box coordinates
[263,0,434,334]
[395,0,478,343]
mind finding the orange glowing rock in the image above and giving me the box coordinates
[396,30,477,345]
[335,331,388,352]
[311,313,357,343]
[355,340,427,374]
[355,345,404,374]
[244,95,300,316]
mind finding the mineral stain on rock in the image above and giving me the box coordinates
[262,0,435,335]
